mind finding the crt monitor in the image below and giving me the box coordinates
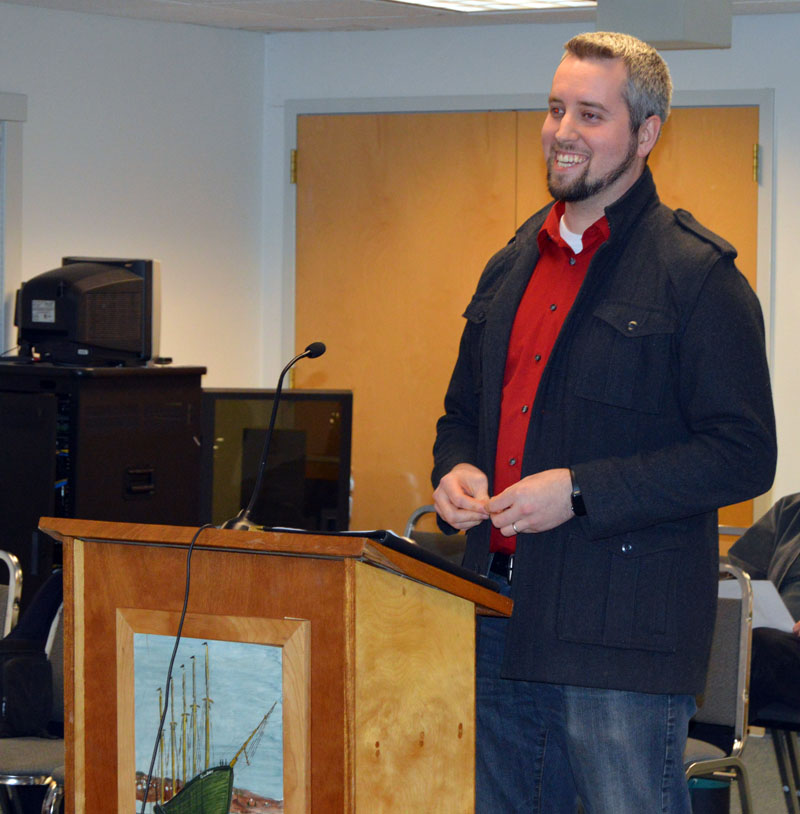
[15,256,161,366]
[200,389,353,531]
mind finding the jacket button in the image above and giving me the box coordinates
[621,543,633,553]
[627,320,638,332]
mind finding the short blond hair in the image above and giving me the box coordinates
[564,31,673,131]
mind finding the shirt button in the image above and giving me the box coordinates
[534,354,542,362]
[521,405,529,413]
[549,304,557,312]
[509,457,517,466]
[569,257,576,266]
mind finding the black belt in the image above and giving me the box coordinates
[489,552,514,583]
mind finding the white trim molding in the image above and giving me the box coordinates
[0,92,27,352]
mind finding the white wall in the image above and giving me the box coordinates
[262,14,800,503]
[0,4,265,386]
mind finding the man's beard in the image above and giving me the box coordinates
[546,133,638,203]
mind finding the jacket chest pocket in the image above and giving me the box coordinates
[556,533,680,653]
[573,302,676,414]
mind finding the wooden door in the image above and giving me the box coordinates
[295,112,519,532]
[295,107,761,538]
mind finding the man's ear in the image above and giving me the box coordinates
[636,115,662,159]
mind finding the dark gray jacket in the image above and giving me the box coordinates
[433,167,777,695]
[729,494,800,619]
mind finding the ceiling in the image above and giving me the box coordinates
[2,0,800,33]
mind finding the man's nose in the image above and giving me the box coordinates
[555,111,579,142]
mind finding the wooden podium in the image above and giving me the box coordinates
[40,518,511,813]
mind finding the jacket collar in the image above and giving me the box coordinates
[602,165,659,242]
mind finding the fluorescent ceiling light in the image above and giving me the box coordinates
[388,0,596,11]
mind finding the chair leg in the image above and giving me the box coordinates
[771,728,800,814]
[735,764,754,814]
[41,781,62,814]
[786,731,800,812]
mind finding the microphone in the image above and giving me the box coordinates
[220,341,327,530]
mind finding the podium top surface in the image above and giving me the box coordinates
[40,517,512,617]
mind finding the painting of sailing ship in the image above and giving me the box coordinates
[133,634,284,813]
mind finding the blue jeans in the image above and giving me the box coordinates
[476,578,696,813]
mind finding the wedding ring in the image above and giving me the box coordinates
[512,521,519,533]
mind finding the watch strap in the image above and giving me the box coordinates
[569,468,587,516]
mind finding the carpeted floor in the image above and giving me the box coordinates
[6,729,795,813]
[730,729,795,813]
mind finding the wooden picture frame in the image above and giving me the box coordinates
[116,609,309,813]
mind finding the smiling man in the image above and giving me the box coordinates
[432,32,777,812]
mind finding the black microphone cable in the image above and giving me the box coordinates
[220,341,326,530]
[139,522,215,814]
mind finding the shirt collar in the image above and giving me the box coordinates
[537,200,611,255]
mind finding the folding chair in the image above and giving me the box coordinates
[0,552,21,637]
[40,766,64,814]
[0,604,65,814]
[721,520,800,813]
[684,563,754,813]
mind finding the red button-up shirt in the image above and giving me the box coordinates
[490,203,610,554]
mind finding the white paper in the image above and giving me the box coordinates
[719,578,796,632]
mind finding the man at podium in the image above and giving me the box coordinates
[432,30,776,814]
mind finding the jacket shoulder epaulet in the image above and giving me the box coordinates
[673,208,737,258]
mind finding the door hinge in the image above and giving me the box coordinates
[290,149,298,185]
[753,143,760,184]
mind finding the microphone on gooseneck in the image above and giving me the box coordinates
[219,341,327,530]
[303,341,326,359]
